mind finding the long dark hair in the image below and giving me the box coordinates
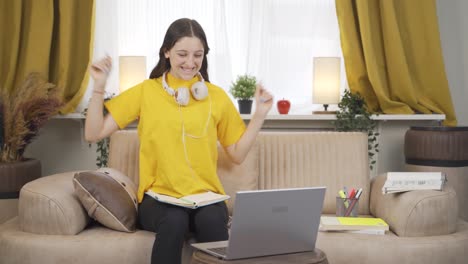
[149,18,210,82]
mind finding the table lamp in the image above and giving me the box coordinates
[312,57,341,114]
[119,56,147,92]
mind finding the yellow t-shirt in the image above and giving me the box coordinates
[105,73,246,203]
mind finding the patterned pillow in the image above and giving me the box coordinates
[73,168,138,232]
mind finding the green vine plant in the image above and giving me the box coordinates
[95,137,110,168]
[332,90,379,170]
[82,93,114,168]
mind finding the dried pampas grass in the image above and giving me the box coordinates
[1,73,64,162]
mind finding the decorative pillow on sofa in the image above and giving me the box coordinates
[73,168,138,232]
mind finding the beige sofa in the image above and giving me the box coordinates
[1,130,468,264]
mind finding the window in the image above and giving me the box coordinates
[82,0,344,114]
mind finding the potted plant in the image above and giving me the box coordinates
[229,74,257,114]
[332,90,379,170]
[82,93,115,168]
[0,73,63,197]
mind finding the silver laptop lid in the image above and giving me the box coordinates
[226,187,326,259]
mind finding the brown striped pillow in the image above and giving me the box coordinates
[73,168,138,232]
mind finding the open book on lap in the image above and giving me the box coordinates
[145,190,230,209]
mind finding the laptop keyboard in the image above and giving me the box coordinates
[207,247,228,256]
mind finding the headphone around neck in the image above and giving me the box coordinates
[161,71,209,106]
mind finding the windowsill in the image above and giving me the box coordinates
[54,113,446,121]
[54,113,445,130]
[240,114,446,121]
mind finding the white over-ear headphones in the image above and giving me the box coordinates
[161,71,209,105]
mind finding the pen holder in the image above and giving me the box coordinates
[336,197,359,217]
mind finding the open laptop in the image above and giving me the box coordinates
[191,186,326,260]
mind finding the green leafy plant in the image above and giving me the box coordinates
[332,90,379,170]
[82,93,114,168]
[1,73,63,162]
[229,74,257,100]
[95,137,110,168]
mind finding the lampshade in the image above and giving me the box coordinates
[312,57,341,111]
[119,56,146,92]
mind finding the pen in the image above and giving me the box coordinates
[356,188,363,199]
[338,190,349,208]
[344,188,362,216]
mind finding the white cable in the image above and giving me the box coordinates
[184,94,212,139]
[177,96,213,191]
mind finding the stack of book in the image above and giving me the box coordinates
[320,216,389,235]
[382,172,446,194]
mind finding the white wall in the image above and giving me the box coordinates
[437,0,468,126]
[25,120,98,176]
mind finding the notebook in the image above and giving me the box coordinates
[191,186,326,260]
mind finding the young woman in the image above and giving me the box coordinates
[85,18,273,264]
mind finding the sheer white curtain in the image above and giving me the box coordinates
[242,0,344,113]
[76,0,119,113]
[117,0,344,114]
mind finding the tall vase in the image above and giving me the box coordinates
[237,99,253,114]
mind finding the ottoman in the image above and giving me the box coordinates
[404,126,468,221]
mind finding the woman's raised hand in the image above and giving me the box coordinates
[90,55,112,88]
[254,83,273,117]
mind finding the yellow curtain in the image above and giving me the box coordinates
[0,0,94,114]
[336,0,457,126]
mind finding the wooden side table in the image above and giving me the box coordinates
[191,248,328,264]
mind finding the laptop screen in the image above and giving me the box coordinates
[226,187,326,259]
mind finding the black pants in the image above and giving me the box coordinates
[138,194,229,264]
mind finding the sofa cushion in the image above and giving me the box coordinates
[0,218,156,264]
[256,132,371,215]
[19,172,89,235]
[217,143,259,215]
[370,173,458,237]
[73,168,138,232]
[108,130,141,186]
